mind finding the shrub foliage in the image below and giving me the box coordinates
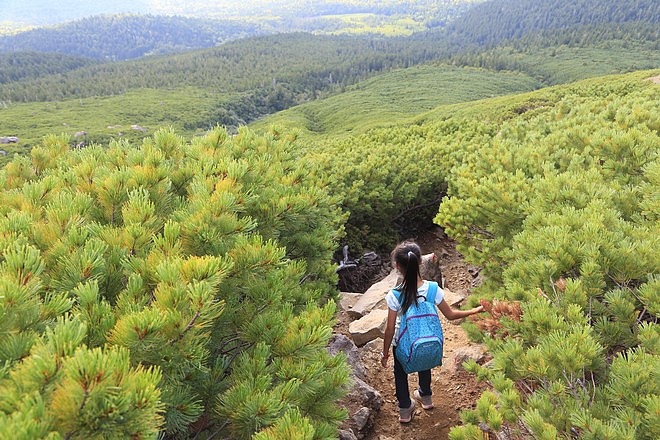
[432,72,659,439]
[0,127,348,439]
[273,69,659,438]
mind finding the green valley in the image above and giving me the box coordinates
[252,64,542,138]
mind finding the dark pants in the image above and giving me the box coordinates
[392,346,432,408]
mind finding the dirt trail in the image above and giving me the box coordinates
[335,227,489,439]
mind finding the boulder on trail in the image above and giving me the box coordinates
[339,292,362,314]
[347,269,397,319]
[443,287,468,307]
[348,309,388,346]
[445,344,489,374]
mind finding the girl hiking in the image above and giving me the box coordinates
[380,240,484,423]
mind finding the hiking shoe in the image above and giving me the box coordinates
[413,389,434,410]
[398,400,415,423]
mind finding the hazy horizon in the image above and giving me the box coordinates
[0,0,292,26]
[0,0,463,27]
[1,1,151,25]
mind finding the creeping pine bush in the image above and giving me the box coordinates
[0,126,349,439]
[437,74,659,439]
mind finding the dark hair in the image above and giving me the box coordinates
[391,241,422,313]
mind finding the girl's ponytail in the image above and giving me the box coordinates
[391,241,422,313]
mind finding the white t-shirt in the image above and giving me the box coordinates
[385,280,444,345]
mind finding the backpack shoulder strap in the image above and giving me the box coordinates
[426,281,438,304]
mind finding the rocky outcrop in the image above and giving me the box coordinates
[329,334,383,439]
[328,334,367,381]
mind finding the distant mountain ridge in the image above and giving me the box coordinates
[0,0,148,26]
[0,1,485,59]
[0,0,481,26]
[2,0,655,64]
[0,15,264,61]
[443,0,660,48]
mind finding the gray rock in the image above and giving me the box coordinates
[362,337,383,354]
[352,407,371,431]
[351,376,383,410]
[446,345,488,373]
[338,376,383,439]
[338,429,358,440]
[327,334,367,380]
[0,136,18,144]
[443,287,467,307]
[420,252,443,284]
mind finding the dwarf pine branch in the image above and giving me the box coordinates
[0,126,348,438]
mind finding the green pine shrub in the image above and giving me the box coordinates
[436,71,659,438]
[267,68,658,439]
[0,126,349,438]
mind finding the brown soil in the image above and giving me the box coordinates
[334,226,490,439]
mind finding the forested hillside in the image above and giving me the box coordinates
[0,52,98,84]
[441,0,660,49]
[0,33,442,104]
[1,1,657,159]
[0,15,264,60]
[448,22,659,84]
[0,32,452,153]
[251,64,542,139]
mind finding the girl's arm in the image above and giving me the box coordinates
[437,299,484,320]
[381,308,397,367]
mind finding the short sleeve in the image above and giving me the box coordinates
[416,281,444,305]
[385,290,401,312]
[434,283,445,305]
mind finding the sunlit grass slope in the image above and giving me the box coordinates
[0,63,540,162]
[451,42,660,85]
[250,64,541,138]
[0,87,226,157]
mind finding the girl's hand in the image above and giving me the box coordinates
[473,305,485,314]
[380,351,389,368]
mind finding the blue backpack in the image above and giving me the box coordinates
[393,281,444,374]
